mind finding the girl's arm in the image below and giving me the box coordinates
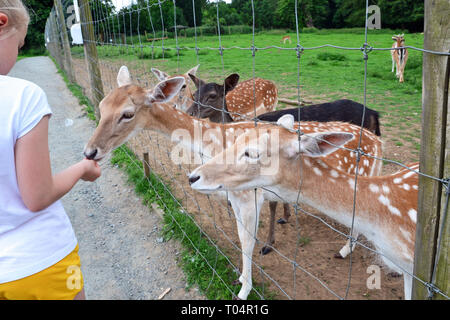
[14,115,101,212]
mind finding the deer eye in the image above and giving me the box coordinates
[182,84,187,89]
[244,149,259,160]
[119,111,135,122]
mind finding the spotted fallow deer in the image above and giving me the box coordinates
[391,34,409,83]
[186,73,278,123]
[189,114,419,300]
[84,67,382,299]
[151,65,199,112]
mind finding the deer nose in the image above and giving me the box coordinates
[188,174,200,185]
[84,148,98,160]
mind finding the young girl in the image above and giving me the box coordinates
[0,0,101,299]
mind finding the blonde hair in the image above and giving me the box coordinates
[0,0,29,40]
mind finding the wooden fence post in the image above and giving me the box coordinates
[412,0,450,300]
[143,152,151,178]
[78,0,104,119]
[54,0,75,83]
[49,12,64,71]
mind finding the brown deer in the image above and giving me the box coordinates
[281,35,292,45]
[84,67,383,299]
[186,74,278,123]
[189,114,419,300]
[151,65,199,112]
[391,34,409,83]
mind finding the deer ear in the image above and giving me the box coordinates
[224,73,240,93]
[117,66,132,87]
[299,132,354,157]
[188,73,205,89]
[277,114,294,130]
[186,64,200,77]
[151,68,169,81]
[148,76,185,104]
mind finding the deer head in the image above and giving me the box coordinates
[189,115,354,191]
[151,65,199,112]
[83,66,185,161]
[186,73,240,123]
[392,34,405,45]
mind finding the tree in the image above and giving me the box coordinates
[176,0,207,27]
[377,0,424,32]
[275,0,329,29]
[22,0,53,54]
[203,1,242,27]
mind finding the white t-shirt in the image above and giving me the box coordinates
[0,75,78,283]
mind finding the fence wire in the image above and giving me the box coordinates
[44,0,449,300]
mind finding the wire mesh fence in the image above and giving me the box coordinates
[44,0,449,300]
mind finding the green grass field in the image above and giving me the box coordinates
[72,28,424,160]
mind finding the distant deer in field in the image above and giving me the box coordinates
[151,65,199,112]
[281,35,292,44]
[391,34,408,83]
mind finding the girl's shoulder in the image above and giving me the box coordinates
[0,75,44,95]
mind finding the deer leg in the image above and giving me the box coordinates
[403,273,412,300]
[229,191,264,300]
[277,202,291,224]
[260,202,277,255]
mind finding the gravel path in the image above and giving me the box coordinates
[9,56,203,300]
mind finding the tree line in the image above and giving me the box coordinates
[21,0,424,54]
[112,0,423,35]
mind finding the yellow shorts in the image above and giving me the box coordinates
[0,245,84,300]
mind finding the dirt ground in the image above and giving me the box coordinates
[68,57,415,300]
[9,57,204,300]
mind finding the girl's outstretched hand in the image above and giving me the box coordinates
[80,158,101,182]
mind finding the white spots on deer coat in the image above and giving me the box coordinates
[313,167,323,176]
[399,227,413,243]
[317,160,328,169]
[408,209,417,223]
[378,194,389,206]
[330,169,339,178]
[393,177,402,184]
[412,185,418,190]
[303,158,312,167]
[369,184,380,193]
[378,194,401,216]
[348,178,356,190]
[363,159,369,167]
[402,184,411,191]
[403,170,416,179]
[344,157,348,164]
[347,164,354,174]
[382,185,390,194]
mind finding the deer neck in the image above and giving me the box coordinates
[143,102,255,158]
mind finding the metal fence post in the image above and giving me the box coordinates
[78,0,104,119]
[413,0,450,300]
